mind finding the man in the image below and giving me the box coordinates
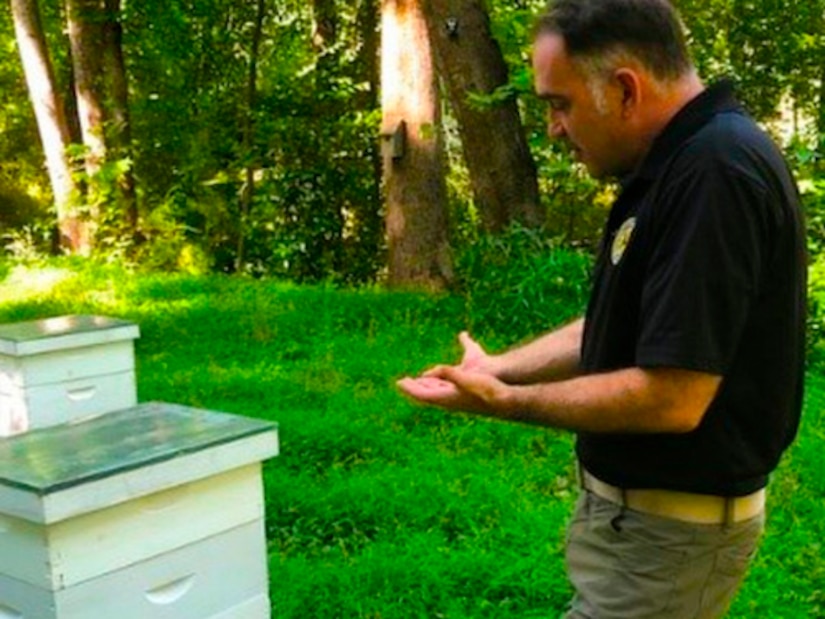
[397,0,807,617]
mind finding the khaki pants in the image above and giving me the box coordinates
[563,491,764,619]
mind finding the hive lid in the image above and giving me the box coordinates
[0,402,277,495]
[0,402,279,523]
[0,315,140,356]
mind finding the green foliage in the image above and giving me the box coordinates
[0,183,55,261]
[0,184,42,231]
[794,145,825,364]
[455,225,592,344]
[536,145,613,250]
[3,0,825,285]
[0,10,54,243]
[130,194,212,274]
[0,11,51,200]
[63,145,138,259]
[116,0,383,281]
[236,100,383,283]
[677,0,825,127]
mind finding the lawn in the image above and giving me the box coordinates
[0,261,823,617]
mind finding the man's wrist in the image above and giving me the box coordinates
[498,384,530,423]
[485,354,506,380]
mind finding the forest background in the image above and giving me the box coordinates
[0,1,823,299]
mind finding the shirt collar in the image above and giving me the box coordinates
[622,79,743,186]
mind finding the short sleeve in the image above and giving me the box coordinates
[636,159,772,373]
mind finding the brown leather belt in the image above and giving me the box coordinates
[580,467,765,525]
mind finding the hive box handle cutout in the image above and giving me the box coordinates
[144,574,196,605]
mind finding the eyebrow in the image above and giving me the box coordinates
[536,92,568,104]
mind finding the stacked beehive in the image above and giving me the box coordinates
[0,316,278,618]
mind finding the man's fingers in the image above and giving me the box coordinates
[396,376,434,392]
[409,376,453,389]
[435,365,500,403]
[409,366,484,393]
[428,365,478,391]
[396,376,426,399]
[396,375,457,400]
[396,368,503,415]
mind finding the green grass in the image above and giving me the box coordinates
[0,260,823,617]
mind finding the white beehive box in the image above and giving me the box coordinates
[0,402,279,619]
[0,315,140,436]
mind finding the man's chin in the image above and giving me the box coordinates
[583,160,624,181]
[582,160,604,180]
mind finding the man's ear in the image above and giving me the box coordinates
[613,68,642,118]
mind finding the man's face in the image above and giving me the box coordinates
[532,33,632,179]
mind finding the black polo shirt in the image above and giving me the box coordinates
[577,81,807,497]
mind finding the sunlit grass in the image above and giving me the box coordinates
[0,264,75,303]
[0,260,822,617]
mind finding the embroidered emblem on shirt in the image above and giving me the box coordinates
[611,217,637,265]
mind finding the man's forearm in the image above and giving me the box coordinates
[492,318,584,385]
[503,366,721,434]
[400,353,722,435]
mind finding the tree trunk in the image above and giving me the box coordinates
[10,0,82,251]
[356,0,383,259]
[381,0,452,289]
[66,0,107,177]
[66,0,108,252]
[62,45,84,147]
[102,0,138,238]
[818,59,825,171]
[421,0,542,231]
[236,0,266,271]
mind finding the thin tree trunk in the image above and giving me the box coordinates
[422,0,542,231]
[66,0,107,177]
[62,45,84,146]
[818,61,825,171]
[356,0,383,257]
[307,0,347,277]
[10,0,82,251]
[66,0,108,252]
[381,0,452,289]
[102,0,138,238]
[236,0,266,271]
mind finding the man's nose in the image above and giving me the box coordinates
[547,115,566,139]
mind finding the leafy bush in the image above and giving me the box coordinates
[789,145,825,367]
[802,180,825,366]
[0,184,55,261]
[454,224,592,344]
[808,255,825,366]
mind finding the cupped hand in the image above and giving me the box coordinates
[396,364,511,416]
